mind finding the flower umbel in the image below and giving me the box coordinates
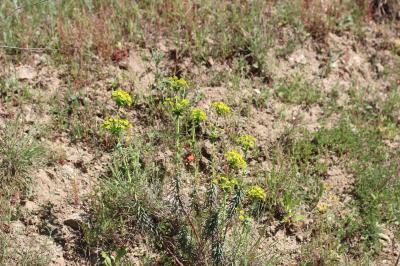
[102,117,132,135]
[212,101,231,116]
[237,135,257,150]
[163,96,190,117]
[190,108,207,124]
[238,209,252,225]
[316,202,329,213]
[247,185,266,201]
[111,89,132,107]
[224,150,247,170]
[212,175,238,192]
[167,76,189,93]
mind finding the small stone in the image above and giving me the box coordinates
[199,156,210,172]
[155,149,173,163]
[378,233,391,247]
[16,65,37,81]
[207,57,214,67]
[296,234,304,242]
[24,200,40,214]
[118,60,129,70]
[201,140,213,159]
[26,216,40,226]
[63,212,86,230]
[378,232,390,242]
[375,63,384,74]
[9,221,25,234]
[33,54,48,66]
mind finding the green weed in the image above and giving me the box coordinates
[274,75,321,105]
[0,121,44,187]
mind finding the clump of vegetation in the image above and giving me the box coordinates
[0,121,44,188]
[212,101,231,116]
[79,70,400,264]
[224,150,247,171]
[167,76,189,93]
[212,175,239,192]
[190,108,207,124]
[101,89,133,146]
[274,74,321,105]
[0,121,44,231]
[247,185,266,201]
[163,96,190,117]
[101,117,132,135]
[111,89,132,107]
[236,135,257,152]
[85,76,275,265]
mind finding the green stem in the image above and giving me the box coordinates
[191,124,196,146]
[191,124,199,184]
[173,116,182,211]
[176,117,181,161]
[173,117,205,259]
[220,193,228,234]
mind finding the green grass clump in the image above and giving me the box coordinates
[0,121,44,234]
[301,118,399,253]
[0,121,44,187]
[51,91,104,145]
[274,75,321,105]
[84,144,158,250]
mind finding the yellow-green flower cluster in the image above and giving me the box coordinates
[224,150,247,170]
[102,117,132,135]
[190,108,207,123]
[212,101,231,116]
[247,185,266,201]
[238,209,252,224]
[111,89,132,107]
[237,135,257,150]
[212,175,238,192]
[168,76,188,92]
[163,96,190,117]
[316,202,328,213]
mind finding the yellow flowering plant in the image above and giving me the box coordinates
[111,89,132,107]
[316,202,329,213]
[163,96,190,117]
[102,117,132,135]
[247,185,266,201]
[190,108,207,124]
[238,209,252,225]
[212,101,231,116]
[167,76,189,94]
[212,175,238,192]
[189,107,207,150]
[236,135,257,151]
[224,150,247,170]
